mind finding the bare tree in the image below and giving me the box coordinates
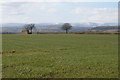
[24,24,35,34]
[61,23,72,34]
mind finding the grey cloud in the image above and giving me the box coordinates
[2,2,28,7]
[2,2,29,16]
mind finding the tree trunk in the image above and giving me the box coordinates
[27,30,29,34]
[66,29,68,34]
[31,29,32,34]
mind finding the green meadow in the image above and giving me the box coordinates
[2,34,118,78]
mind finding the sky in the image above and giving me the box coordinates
[1,1,118,23]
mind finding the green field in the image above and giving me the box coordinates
[2,34,118,78]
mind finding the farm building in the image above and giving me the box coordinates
[21,30,29,34]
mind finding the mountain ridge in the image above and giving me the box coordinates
[1,22,118,33]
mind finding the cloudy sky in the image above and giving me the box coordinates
[1,1,118,23]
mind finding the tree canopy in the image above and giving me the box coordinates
[24,24,35,34]
[61,23,72,34]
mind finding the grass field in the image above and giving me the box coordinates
[2,34,118,78]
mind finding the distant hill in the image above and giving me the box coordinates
[1,22,117,33]
[91,26,118,30]
[2,26,92,33]
[91,26,119,32]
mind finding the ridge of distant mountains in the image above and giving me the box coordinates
[91,26,119,30]
[1,22,118,33]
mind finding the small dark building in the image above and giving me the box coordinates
[21,30,29,34]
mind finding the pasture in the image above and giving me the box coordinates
[2,34,118,78]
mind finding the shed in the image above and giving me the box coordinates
[21,30,28,34]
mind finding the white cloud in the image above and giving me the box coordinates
[2,16,42,23]
[1,2,27,16]
[73,8,118,23]
[47,8,56,13]
[75,8,82,14]
[74,8,117,14]
[1,2,118,23]
[0,0,119,2]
